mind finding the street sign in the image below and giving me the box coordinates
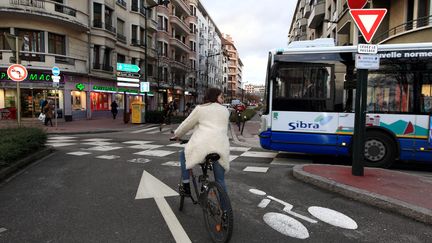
[52,66,60,76]
[52,75,60,83]
[140,82,150,93]
[7,64,27,82]
[117,71,141,78]
[355,54,380,70]
[117,63,140,73]
[347,0,367,9]
[350,9,387,43]
[357,44,378,54]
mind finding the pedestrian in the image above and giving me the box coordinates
[111,100,118,119]
[40,99,47,113]
[170,88,230,195]
[43,101,53,126]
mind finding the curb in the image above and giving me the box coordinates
[229,122,254,147]
[0,146,54,182]
[292,164,432,225]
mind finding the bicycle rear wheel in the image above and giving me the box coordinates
[202,182,233,242]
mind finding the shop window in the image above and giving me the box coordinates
[91,92,110,111]
[114,94,124,110]
[71,91,86,110]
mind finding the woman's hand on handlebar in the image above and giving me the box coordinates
[169,136,179,141]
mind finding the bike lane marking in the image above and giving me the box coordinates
[135,170,191,243]
[0,227,7,234]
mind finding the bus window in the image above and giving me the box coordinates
[421,74,432,113]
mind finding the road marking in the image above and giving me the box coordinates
[258,199,271,208]
[48,136,77,140]
[308,206,358,229]
[0,227,7,233]
[130,126,159,134]
[46,143,76,147]
[229,155,239,162]
[270,157,311,166]
[162,161,180,167]
[82,142,116,146]
[67,151,92,156]
[230,146,251,152]
[128,158,151,164]
[134,150,175,157]
[47,139,76,143]
[243,166,269,173]
[240,151,278,158]
[81,138,113,142]
[135,171,191,243]
[123,140,154,145]
[249,189,266,196]
[96,155,120,160]
[85,146,122,151]
[167,143,185,148]
[263,213,309,239]
[129,144,164,150]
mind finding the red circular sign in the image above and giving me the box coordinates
[7,64,28,82]
[347,0,367,9]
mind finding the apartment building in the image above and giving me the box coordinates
[222,34,243,102]
[0,0,237,121]
[289,0,432,45]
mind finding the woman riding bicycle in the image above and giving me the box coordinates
[171,88,230,195]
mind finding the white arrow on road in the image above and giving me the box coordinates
[135,170,191,243]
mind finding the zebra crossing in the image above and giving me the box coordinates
[46,135,313,173]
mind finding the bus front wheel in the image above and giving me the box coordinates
[363,131,396,168]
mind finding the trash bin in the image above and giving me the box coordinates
[131,102,145,124]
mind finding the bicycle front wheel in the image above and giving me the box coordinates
[202,182,233,243]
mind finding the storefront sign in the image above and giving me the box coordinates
[1,71,54,81]
[93,85,141,94]
[76,83,85,91]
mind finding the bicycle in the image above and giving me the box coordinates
[173,139,234,243]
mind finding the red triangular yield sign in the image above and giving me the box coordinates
[350,9,387,43]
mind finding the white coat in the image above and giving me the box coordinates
[174,103,230,171]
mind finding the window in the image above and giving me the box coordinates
[93,45,100,69]
[117,19,125,35]
[48,33,65,55]
[0,28,10,51]
[93,3,102,28]
[131,0,138,12]
[117,54,125,63]
[157,41,168,56]
[131,25,138,45]
[147,64,153,77]
[157,15,168,31]
[105,7,115,32]
[16,29,44,61]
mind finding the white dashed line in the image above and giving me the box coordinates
[134,150,175,157]
[67,152,92,156]
[243,166,269,173]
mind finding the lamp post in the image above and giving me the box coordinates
[143,0,170,122]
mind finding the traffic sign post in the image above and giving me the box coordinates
[350,9,387,43]
[7,64,28,127]
[51,66,60,128]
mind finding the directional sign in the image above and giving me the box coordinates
[117,63,140,73]
[355,54,380,70]
[135,171,191,243]
[357,44,378,54]
[7,64,27,82]
[52,66,60,76]
[350,9,387,43]
[140,82,150,93]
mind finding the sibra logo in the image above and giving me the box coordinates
[288,115,333,131]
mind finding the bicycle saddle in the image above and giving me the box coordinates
[205,153,220,162]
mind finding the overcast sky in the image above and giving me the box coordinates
[200,0,297,85]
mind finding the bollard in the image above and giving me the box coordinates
[241,115,247,135]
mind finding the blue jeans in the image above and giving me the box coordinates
[180,149,227,192]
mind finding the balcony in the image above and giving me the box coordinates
[308,0,325,29]
[116,0,127,8]
[173,0,189,16]
[93,63,114,72]
[303,4,311,18]
[131,38,139,46]
[170,15,190,34]
[3,0,89,31]
[117,33,127,43]
[299,18,307,27]
[170,37,190,53]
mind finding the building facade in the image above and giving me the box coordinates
[289,0,432,45]
[0,0,240,121]
[222,34,243,102]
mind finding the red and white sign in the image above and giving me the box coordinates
[7,64,28,82]
[350,9,387,43]
[347,0,367,9]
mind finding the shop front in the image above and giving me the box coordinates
[0,69,64,119]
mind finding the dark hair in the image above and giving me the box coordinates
[204,88,222,103]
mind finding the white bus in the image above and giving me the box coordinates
[259,39,432,168]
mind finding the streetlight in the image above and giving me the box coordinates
[143,0,170,122]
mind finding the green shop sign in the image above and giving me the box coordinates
[1,71,53,81]
[76,83,85,91]
[92,85,153,95]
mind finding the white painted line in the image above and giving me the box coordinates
[249,189,266,196]
[46,143,76,147]
[130,126,159,134]
[47,139,75,143]
[67,151,92,156]
[154,197,191,243]
[167,143,185,148]
[85,146,122,151]
[263,213,309,239]
[230,146,251,152]
[240,151,278,158]
[128,158,151,164]
[284,210,318,224]
[229,155,239,162]
[96,155,120,160]
[129,144,163,150]
[267,195,293,211]
[48,136,77,140]
[162,161,180,167]
[82,142,116,146]
[243,166,269,173]
[0,227,7,233]
[147,130,161,134]
[81,138,113,142]
[134,150,175,157]
[258,199,271,208]
[123,140,154,145]
[270,157,311,166]
[308,206,358,229]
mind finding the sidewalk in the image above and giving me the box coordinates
[230,114,432,225]
[2,114,432,224]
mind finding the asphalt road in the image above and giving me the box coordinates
[0,128,431,242]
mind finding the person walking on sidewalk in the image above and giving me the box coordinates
[43,101,54,126]
[170,88,230,194]
[111,100,118,119]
